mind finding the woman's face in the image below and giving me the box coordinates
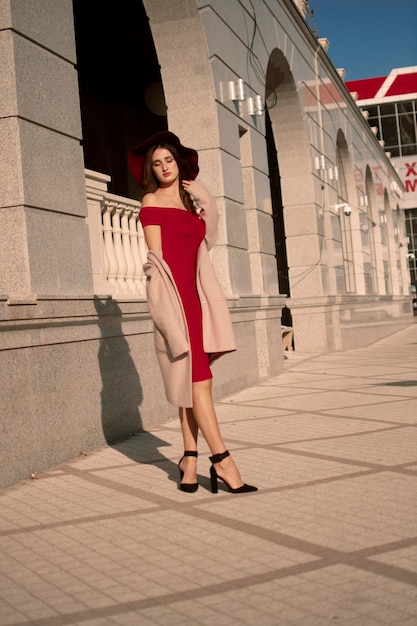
[151,147,179,186]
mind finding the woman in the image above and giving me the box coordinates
[128,131,257,495]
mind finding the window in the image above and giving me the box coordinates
[398,101,413,114]
[366,105,378,117]
[379,103,396,115]
[399,111,416,146]
[360,99,417,157]
[406,209,417,284]
[381,115,398,147]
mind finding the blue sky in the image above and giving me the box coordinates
[308,0,417,80]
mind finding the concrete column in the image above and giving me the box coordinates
[349,206,367,295]
[386,206,400,294]
[241,129,277,295]
[144,0,258,297]
[0,0,93,296]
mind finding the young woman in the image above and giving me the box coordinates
[128,131,257,495]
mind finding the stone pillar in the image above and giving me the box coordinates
[0,0,93,296]
[349,206,367,295]
[241,128,278,296]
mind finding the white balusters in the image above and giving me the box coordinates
[120,207,136,293]
[129,211,145,296]
[86,171,147,298]
[102,202,119,288]
[111,205,128,291]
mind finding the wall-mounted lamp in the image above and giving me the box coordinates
[246,94,264,116]
[408,253,416,260]
[314,155,326,171]
[328,166,339,181]
[371,126,378,135]
[228,78,246,101]
[334,203,352,216]
[370,220,377,228]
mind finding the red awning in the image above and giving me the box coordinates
[345,68,417,101]
[345,76,386,100]
[386,73,417,96]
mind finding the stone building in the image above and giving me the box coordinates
[0,0,412,489]
[345,66,417,297]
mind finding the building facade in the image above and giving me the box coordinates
[346,66,417,301]
[0,0,412,489]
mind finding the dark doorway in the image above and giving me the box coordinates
[72,0,167,198]
[265,108,290,298]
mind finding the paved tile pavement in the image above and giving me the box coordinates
[1,325,416,625]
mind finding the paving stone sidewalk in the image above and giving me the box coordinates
[1,325,416,625]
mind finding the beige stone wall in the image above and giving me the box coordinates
[0,0,93,297]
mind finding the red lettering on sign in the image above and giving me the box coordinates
[405,179,417,192]
[405,162,417,177]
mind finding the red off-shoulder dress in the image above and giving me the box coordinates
[139,206,212,382]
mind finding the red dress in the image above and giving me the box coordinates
[139,206,212,382]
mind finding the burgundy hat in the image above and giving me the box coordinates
[128,131,199,186]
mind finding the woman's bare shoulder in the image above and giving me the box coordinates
[141,192,160,208]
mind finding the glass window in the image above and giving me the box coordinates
[402,144,417,156]
[364,105,378,117]
[380,103,396,115]
[386,145,400,157]
[380,115,398,147]
[397,101,414,114]
[399,112,416,146]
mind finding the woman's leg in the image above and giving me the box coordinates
[191,379,245,490]
[178,407,198,484]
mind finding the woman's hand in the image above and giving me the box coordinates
[182,178,205,199]
[182,179,194,193]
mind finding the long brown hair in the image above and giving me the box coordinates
[141,143,196,213]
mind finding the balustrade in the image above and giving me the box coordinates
[85,170,147,298]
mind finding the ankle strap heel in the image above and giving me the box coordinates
[209,450,229,464]
[209,449,257,494]
[178,451,199,493]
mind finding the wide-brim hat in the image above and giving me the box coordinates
[128,131,199,186]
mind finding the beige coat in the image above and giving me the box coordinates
[142,181,236,407]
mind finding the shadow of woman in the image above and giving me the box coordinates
[93,296,179,487]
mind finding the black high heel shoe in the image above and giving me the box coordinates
[178,451,198,493]
[209,450,257,494]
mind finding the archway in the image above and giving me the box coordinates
[73,0,167,198]
[336,130,355,292]
[365,165,379,292]
[264,48,317,305]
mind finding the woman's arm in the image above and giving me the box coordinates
[139,196,162,251]
[143,225,162,251]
